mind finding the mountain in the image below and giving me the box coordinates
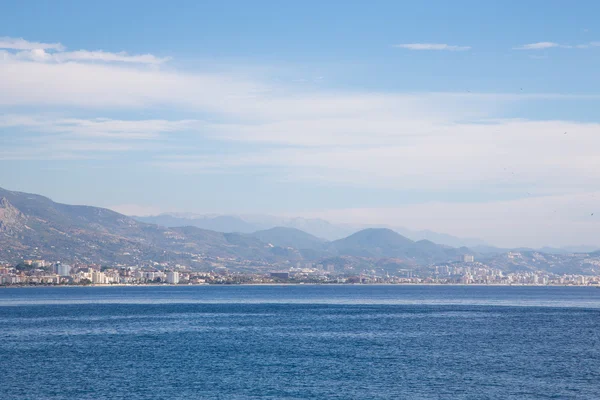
[133,212,486,247]
[392,227,487,248]
[0,187,476,266]
[135,214,261,233]
[330,228,414,257]
[133,213,353,239]
[268,217,355,241]
[329,228,470,263]
[0,187,294,265]
[249,227,326,250]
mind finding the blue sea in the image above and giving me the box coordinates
[1,285,599,399]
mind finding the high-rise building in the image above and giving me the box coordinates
[91,271,106,284]
[57,264,71,276]
[166,271,180,284]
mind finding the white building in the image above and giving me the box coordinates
[166,271,180,284]
[91,271,107,284]
[462,255,475,263]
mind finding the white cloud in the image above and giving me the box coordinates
[0,115,196,139]
[514,42,563,50]
[0,37,64,51]
[13,49,169,64]
[56,50,169,64]
[393,43,471,51]
[2,38,600,247]
[9,48,169,64]
[2,47,600,196]
[514,41,600,50]
[155,118,600,194]
[0,57,265,110]
[0,115,197,160]
[0,37,168,65]
[575,42,600,49]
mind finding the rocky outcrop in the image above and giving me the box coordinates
[0,197,26,235]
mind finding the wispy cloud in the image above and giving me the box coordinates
[0,115,196,160]
[0,55,262,109]
[514,41,600,50]
[575,42,600,49]
[0,115,195,139]
[514,42,563,50]
[13,49,169,64]
[0,36,168,64]
[0,36,64,51]
[393,43,471,51]
[155,117,600,194]
[3,40,600,193]
[3,37,600,246]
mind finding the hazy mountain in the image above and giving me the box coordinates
[330,228,414,257]
[134,214,261,233]
[133,212,486,247]
[134,213,352,239]
[392,227,487,248]
[250,227,326,250]
[0,187,477,266]
[328,228,471,263]
[266,217,355,241]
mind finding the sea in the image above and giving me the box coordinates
[1,285,599,399]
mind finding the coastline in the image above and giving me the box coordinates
[1,282,598,289]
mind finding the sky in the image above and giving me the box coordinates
[1,0,600,248]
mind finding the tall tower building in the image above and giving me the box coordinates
[166,271,180,284]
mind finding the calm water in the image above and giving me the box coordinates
[1,285,599,399]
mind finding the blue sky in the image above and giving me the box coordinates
[1,1,599,247]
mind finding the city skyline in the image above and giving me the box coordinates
[2,1,600,248]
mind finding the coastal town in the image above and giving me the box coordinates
[2,255,600,287]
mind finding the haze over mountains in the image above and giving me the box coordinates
[135,213,488,248]
[0,186,471,266]
[1,186,598,274]
[134,213,598,254]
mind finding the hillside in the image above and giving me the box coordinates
[134,212,485,247]
[0,187,291,264]
[330,228,469,263]
[250,227,326,250]
[330,228,415,257]
[135,214,260,233]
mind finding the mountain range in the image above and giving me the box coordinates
[134,213,488,248]
[135,213,600,255]
[0,186,471,266]
[0,187,291,265]
[1,187,598,275]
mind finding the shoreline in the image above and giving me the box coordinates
[1,283,598,289]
